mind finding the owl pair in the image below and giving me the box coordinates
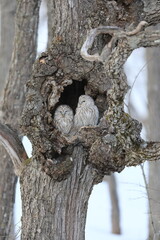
[54,95,99,135]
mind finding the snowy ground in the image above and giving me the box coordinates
[14,1,149,239]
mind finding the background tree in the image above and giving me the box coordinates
[1,0,160,239]
[0,0,40,238]
[0,1,16,238]
[146,27,160,239]
[104,174,121,234]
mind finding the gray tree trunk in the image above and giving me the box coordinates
[0,0,40,239]
[0,1,16,239]
[0,0,16,98]
[104,175,121,234]
[20,147,101,239]
[2,0,160,240]
[146,30,160,239]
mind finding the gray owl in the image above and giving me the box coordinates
[74,95,99,128]
[54,105,74,134]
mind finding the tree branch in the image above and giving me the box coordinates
[0,123,28,176]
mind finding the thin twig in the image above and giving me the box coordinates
[128,56,153,115]
[140,164,156,235]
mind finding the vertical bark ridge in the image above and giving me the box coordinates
[20,146,102,240]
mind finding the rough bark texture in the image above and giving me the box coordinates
[0,0,41,238]
[0,152,16,240]
[20,147,102,239]
[146,32,160,239]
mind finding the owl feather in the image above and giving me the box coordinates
[54,105,74,134]
[74,95,99,128]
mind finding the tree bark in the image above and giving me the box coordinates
[0,152,16,240]
[146,28,160,239]
[0,0,41,238]
[20,147,101,239]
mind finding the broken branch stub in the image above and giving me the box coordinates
[0,123,28,176]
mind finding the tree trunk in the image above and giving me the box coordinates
[0,0,16,98]
[2,0,41,124]
[0,152,16,240]
[20,147,102,239]
[146,29,160,239]
[20,0,160,239]
[0,1,16,239]
[0,0,41,238]
[21,0,125,237]
[104,175,121,234]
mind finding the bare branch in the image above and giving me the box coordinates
[126,21,148,36]
[126,142,160,166]
[80,26,121,62]
[140,164,156,236]
[0,123,28,176]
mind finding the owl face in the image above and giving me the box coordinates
[55,105,73,119]
[54,105,74,134]
[78,95,94,107]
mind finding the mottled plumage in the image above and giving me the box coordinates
[74,95,99,128]
[54,105,74,134]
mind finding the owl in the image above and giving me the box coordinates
[74,95,99,128]
[54,105,74,134]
